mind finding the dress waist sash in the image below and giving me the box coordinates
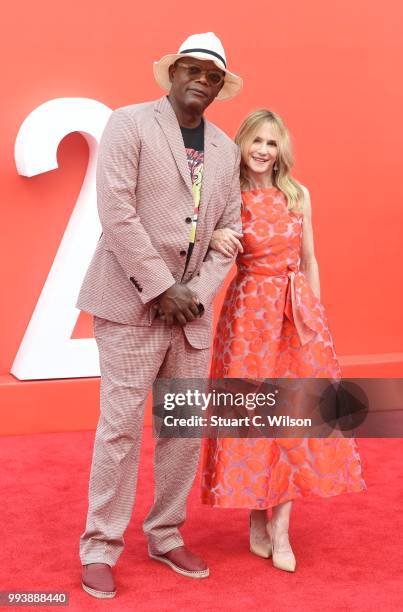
[237,268,320,346]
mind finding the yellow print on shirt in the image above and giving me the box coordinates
[185,148,204,243]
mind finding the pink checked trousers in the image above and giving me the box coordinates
[79,316,211,566]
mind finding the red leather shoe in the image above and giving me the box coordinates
[81,563,116,598]
[149,545,209,579]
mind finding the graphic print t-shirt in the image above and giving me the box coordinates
[180,120,204,272]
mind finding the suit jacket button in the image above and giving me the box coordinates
[185,217,192,223]
[180,250,187,256]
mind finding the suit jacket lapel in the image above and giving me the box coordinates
[154,97,193,197]
[198,119,219,225]
[153,97,220,220]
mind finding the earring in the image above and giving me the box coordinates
[273,162,278,172]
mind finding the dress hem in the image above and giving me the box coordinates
[201,481,367,510]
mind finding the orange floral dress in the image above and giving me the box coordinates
[201,188,366,509]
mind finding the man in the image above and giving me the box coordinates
[77,32,243,598]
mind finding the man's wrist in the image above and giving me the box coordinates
[155,281,178,301]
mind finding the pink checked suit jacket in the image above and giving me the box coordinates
[76,95,242,349]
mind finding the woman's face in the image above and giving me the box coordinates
[244,121,278,179]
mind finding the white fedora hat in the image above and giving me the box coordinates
[153,32,243,101]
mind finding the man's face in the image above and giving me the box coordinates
[168,57,225,113]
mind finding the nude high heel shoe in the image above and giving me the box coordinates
[266,520,296,572]
[249,511,272,559]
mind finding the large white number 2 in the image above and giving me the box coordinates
[11,98,112,380]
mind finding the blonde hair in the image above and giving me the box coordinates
[235,109,304,212]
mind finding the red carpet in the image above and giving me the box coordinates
[1,430,402,611]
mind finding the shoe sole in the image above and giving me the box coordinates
[82,582,116,599]
[149,553,209,579]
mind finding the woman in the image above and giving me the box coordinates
[201,109,366,572]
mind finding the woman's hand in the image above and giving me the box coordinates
[209,228,244,257]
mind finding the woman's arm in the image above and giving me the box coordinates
[300,186,320,299]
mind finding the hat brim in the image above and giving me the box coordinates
[153,52,243,101]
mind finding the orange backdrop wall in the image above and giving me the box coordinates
[1,0,402,433]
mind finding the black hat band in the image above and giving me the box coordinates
[179,48,227,68]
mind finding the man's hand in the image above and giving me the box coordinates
[209,228,244,257]
[156,283,201,326]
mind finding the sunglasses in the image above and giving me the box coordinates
[175,62,225,87]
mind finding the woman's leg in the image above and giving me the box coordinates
[267,501,296,572]
[271,500,292,536]
[249,509,272,558]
